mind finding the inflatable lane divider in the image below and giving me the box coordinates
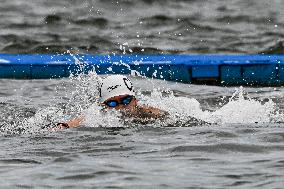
[0,54,284,86]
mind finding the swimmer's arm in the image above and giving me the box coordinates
[54,116,85,130]
[139,105,168,118]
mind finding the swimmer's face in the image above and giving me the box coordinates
[102,94,137,110]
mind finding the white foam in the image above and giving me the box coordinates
[142,86,282,125]
[83,104,124,128]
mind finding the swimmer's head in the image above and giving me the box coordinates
[99,75,135,102]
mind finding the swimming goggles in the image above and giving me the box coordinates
[103,95,134,108]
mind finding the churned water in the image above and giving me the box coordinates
[0,75,284,188]
[1,0,284,188]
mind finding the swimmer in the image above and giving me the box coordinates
[54,75,168,129]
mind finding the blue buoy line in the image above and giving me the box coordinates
[0,54,284,86]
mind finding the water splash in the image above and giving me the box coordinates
[79,85,283,128]
[1,55,283,134]
[144,86,282,126]
[83,104,124,128]
[210,87,276,124]
[0,106,64,135]
[63,51,102,116]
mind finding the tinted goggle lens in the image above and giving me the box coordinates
[106,101,118,107]
[122,96,133,105]
[104,96,134,108]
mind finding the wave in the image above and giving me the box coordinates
[0,0,284,54]
[260,41,284,54]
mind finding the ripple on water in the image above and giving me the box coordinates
[168,143,284,154]
[0,0,284,54]
[0,159,41,164]
[0,77,283,188]
[56,170,138,180]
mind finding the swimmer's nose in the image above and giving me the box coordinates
[115,104,131,110]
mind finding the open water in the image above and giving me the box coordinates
[0,0,284,54]
[0,76,284,188]
[0,0,284,188]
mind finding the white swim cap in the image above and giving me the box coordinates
[99,75,135,102]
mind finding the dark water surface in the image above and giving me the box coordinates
[0,78,284,188]
[0,0,284,54]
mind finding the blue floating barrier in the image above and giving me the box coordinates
[31,65,67,79]
[0,54,284,86]
[192,65,219,78]
[279,65,284,82]
[220,65,243,85]
[0,64,30,79]
[169,64,191,83]
[242,64,277,85]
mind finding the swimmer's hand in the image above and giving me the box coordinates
[51,117,85,131]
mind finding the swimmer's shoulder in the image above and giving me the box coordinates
[136,105,168,119]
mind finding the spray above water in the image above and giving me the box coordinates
[1,53,283,135]
[210,87,277,124]
[65,51,101,113]
[132,86,283,126]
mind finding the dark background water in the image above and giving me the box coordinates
[0,0,284,54]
